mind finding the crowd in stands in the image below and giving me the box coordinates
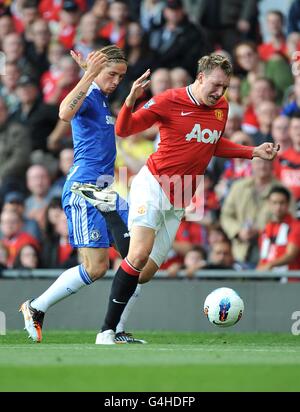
[0,0,300,278]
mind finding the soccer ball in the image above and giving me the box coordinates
[203,287,244,327]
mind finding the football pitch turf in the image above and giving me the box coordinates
[0,331,300,392]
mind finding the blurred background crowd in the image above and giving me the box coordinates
[0,0,299,278]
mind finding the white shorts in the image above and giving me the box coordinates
[128,166,184,267]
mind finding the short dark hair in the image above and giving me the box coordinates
[268,186,291,202]
[197,53,232,77]
[290,111,300,121]
[189,245,207,260]
[267,10,285,24]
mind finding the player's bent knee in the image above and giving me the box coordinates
[83,261,109,280]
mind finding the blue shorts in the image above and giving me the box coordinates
[62,180,129,248]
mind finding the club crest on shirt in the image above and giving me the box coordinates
[143,99,155,109]
[214,109,223,121]
[90,230,101,241]
[137,205,147,215]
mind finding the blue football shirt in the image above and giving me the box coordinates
[67,82,116,185]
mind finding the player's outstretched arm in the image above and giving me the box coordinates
[116,69,161,138]
[59,51,107,122]
[215,139,279,161]
[252,142,280,161]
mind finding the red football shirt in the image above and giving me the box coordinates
[259,214,300,270]
[274,148,300,201]
[258,41,288,61]
[2,232,40,268]
[116,86,254,206]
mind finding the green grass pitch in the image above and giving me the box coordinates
[1,331,300,392]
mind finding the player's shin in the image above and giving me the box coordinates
[101,258,141,332]
[30,265,92,312]
[116,284,142,333]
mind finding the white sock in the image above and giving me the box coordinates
[31,264,92,313]
[116,284,142,334]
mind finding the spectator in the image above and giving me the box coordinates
[40,41,67,102]
[198,0,259,54]
[38,0,86,23]
[17,0,40,41]
[204,239,238,270]
[221,158,282,266]
[287,0,300,34]
[148,0,207,76]
[242,77,277,135]
[234,40,293,104]
[258,10,288,61]
[2,191,42,242]
[0,209,40,268]
[24,164,53,231]
[43,196,63,242]
[274,113,300,218]
[183,246,207,278]
[0,11,14,50]
[50,147,74,197]
[168,245,207,278]
[12,75,59,152]
[281,75,300,117]
[271,115,292,154]
[13,244,41,269]
[90,0,109,28]
[170,67,192,88]
[251,100,278,145]
[56,0,82,50]
[2,32,38,80]
[42,55,80,105]
[74,12,109,61]
[206,224,228,250]
[41,209,77,268]
[286,32,300,62]
[117,21,157,101]
[99,0,130,49]
[25,18,51,79]
[257,186,300,275]
[0,96,31,202]
[139,0,165,32]
[226,75,244,118]
[0,62,21,114]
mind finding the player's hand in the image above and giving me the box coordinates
[252,142,280,161]
[125,69,151,107]
[72,50,107,78]
[70,50,90,70]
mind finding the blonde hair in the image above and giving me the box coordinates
[197,53,232,77]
